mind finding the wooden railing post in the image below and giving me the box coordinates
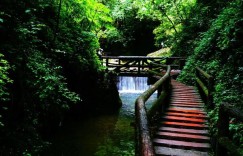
[106,58,108,67]
[142,59,145,70]
[179,59,185,70]
[118,58,121,66]
[216,103,229,156]
[215,103,243,156]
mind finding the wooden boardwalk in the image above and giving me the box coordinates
[153,79,210,156]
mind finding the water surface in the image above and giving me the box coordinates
[46,76,157,156]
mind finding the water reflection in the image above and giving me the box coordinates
[45,76,157,156]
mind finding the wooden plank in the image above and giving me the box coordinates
[154,146,209,156]
[158,127,209,135]
[170,104,204,108]
[168,108,206,114]
[156,131,210,142]
[153,138,210,151]
[162,121,208,129]
[165,112,207,118]
[171,100,203,104]
[163,116,206,123]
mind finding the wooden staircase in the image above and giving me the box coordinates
[153,79,211,156]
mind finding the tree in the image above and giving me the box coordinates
[0,0,120,154]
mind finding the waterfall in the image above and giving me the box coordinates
[117,76,150,93]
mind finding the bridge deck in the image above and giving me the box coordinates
[153,79,210,156]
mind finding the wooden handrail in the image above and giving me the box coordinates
[135,65,171,156]
[101,56,185,59]
[216,103,243,156]
[196,67,212,79]
[195,67,214,108]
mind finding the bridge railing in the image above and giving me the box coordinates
[135,65,171,156]
[216,103,243,156]
[195,67,243,155]
[102,56,167,73]
[195,67,214,108]
[101,56,185,75]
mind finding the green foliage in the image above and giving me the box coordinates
[0,53,12,102]
[177,0,243,147]
[0,0,118,154]
[106,0,139,51]
[61,0,112,32]
[0,53,12,128]
[100,0,159,55]
[95,138,134,156]
[179,0,243,103]
[27,51,80,111]
[94,117,135,156]
[98,27,126,48]
[141,0,196,47]
[230,123,243,148]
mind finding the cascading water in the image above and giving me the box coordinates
[117,76,149,93]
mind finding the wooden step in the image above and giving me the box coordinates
[172,87,194,89]
[172,87,195,90]
[162,121,208,129]
[171,98,202,102]
[172,94,199,97]
[170,101,203,105]
[171,99,203,102]
[172,91,197,94]
[158,127,209,135]
[163,116,206,123]
[172,97,202,100]
[165,112,207,118]
[154,146,209,156]
[156,131,210,142]
[170,103,203,107]
[170,104,204,108]
[171,93,199,96]
[153,139,210,151]
[173,88,194,90]
[168,108,206,114]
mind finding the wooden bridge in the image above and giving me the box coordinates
[101,56,185,76]
[102,55,242,156]
[134,65,243,156]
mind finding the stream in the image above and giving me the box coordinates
[46,76,157,156]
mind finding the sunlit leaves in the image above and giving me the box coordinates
[125,0,196,47]
[0,53,12,102]
[61,0,113,32]
[0,53,12,129]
